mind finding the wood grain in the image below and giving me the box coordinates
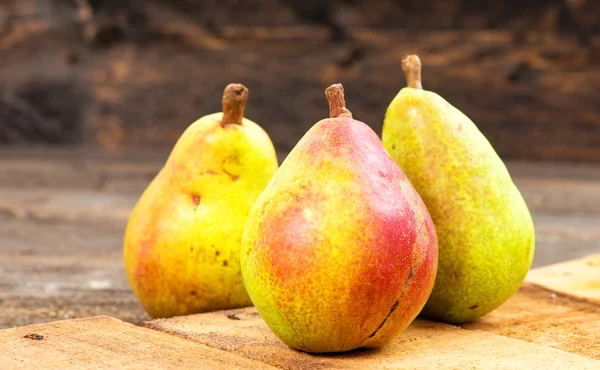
[462,283,600,359]
[143,306,600,369]
[0,316,276,369]
[526,254,600,302]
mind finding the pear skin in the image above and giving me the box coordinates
[123,84,278,319]
[382,55,535,324]
[241,84,438,353]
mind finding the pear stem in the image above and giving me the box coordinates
[220,83,249,126]
[325,83,353,119]
[401,55,423,90]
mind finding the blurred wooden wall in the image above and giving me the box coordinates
[0,0,599,161]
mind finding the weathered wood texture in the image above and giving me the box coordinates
[2,254,600,369]
[0,316,276,369]
[1,1,599,160]
[142,304,600,369]
[463,283,600,359]
[526,254,600,301]
[140,253,600,366]
[461,254,600,359]
[139,254,600,367]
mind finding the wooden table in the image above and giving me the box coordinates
[1,255,600,369]
[1,148,600,368]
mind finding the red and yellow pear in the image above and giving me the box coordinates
[240,83,438,353]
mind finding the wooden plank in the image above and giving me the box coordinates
[0,290,148,330]
[462,283,600,360]
[0,148,163,193]
[526,254,600,302]
[143,307,600,369]
[0,188,135,222]
[0,218,129,294]
[528,214,600,268]
[0,316,276,370]
[0,217,145,330]
[515,178,600,216]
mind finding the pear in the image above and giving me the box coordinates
[240,84,438,353]
[382,55,535,324]
[123,83,278,319]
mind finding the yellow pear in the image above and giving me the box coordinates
[123,83,278,318]
[382,56,535,324]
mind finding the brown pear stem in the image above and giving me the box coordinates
[401,55,423,90]
[325,83,353,119]
[220,83,249,126]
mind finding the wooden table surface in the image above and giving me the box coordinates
[1,256,600,369]
[1,147,600,368]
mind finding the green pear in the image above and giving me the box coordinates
[241,84,438,353]
[123,83,278,319]
[382,55,535,324]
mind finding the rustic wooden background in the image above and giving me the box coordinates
[0,0,599,161]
